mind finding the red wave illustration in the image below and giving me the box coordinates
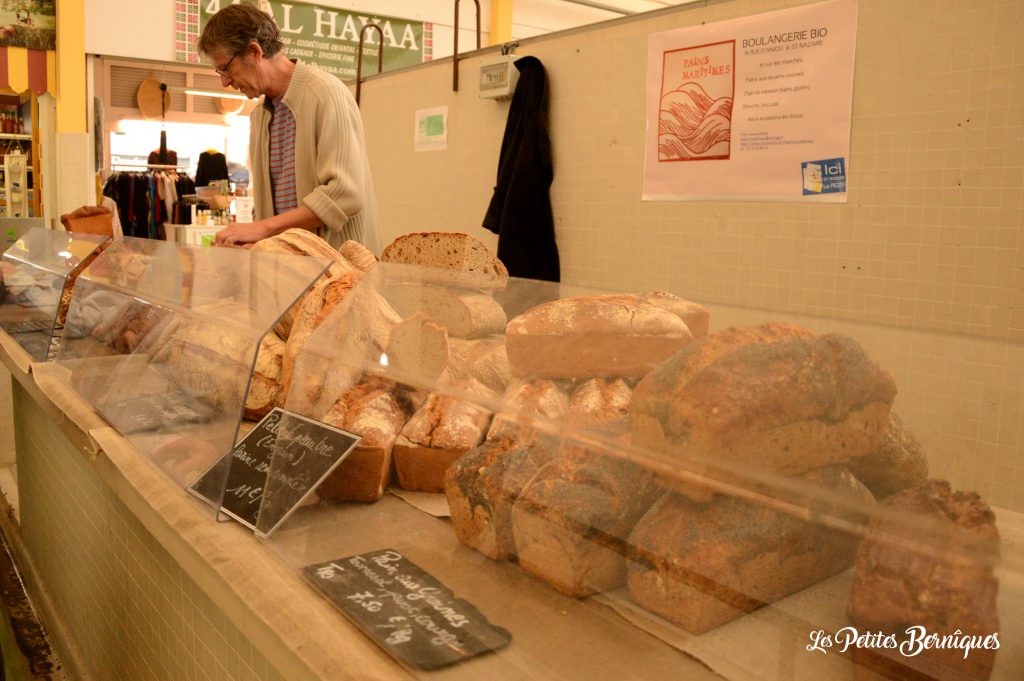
[659,81,733,161]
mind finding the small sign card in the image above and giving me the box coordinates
[189,408,360,535]
[303,549,512,670]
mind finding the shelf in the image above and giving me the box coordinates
[0,134,31,141]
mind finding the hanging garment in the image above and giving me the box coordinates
[482,56,560,282]
[195,150,229,188]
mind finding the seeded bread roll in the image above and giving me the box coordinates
[318,380,416,502]
[380,232,508,290]
[339,239,378,272]
[447,336,511,393]
[393,378,497,492]
[848,480,1000,681]
[384,282,507,338]
[444,437,549,561]
[630,323,897,501]
[627,466,874,634]
[487,379,570,443]
[244,332,286,420]
[846,412,929,500]
[506,295,695,379]
[512,444,661,598]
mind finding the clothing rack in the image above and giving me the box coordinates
[110,162,189,171]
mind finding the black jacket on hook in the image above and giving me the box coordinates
[482,56,560,282]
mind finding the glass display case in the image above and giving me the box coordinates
[243,262,1022,680]
[0,227,110,361]
[55,236,331,498]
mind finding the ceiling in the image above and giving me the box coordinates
[559,0,700,15]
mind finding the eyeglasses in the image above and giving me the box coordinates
[214,54,237,77]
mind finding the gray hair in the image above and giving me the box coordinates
[198,3,283,59]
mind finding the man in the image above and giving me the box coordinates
[199,4,380,252]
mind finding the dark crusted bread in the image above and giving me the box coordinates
[848,480,1000,681]
[847,412,929,499]
[444,436,551,561]
[511,444,661,598]
[628,466,874,634]
[630,323,897,501]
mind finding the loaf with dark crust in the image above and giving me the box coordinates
[627,466,874,634]
[630,323,896,500]
[848,480,1000,681]
[444,437,550,560]
[511,444,661,598]
[506,294,695,379]
[846,412,929,499]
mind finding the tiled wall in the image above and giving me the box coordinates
[359,0,1023,510]
[13,382,287,681]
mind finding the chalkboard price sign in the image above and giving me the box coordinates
[190,408,360,535]
[303,549,512,670]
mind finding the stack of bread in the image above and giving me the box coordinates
[445,291,711,597]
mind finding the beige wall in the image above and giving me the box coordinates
[357,0,1024,510]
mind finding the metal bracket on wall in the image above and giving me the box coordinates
[356,23,384,106]
[453,0,481,92]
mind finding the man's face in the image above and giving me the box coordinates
[211,46,261,99]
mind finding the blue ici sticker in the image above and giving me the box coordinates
[801,157,847,195]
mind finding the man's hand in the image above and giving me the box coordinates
[214,220,275,245]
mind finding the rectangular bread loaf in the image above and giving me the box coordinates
[627,466,873,634]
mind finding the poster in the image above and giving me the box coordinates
[414,107,448,152]
[643,0,857,202]
[190,0,430,80]
[0,0,55,50]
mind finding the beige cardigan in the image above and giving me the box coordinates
[249,61,380,253]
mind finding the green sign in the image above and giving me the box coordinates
[199,0,430,82]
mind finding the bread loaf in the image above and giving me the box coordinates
[318,380,415,502]
[486,379,570,443]
[444,437,547,560]
[447,337,511,393]
[566,378,632,431]
[627,466,874,633]
[339,240,378,272]
[251,228,356,337]
[151,320,253,409]
[846,412,928,499]
[512,445,661,598]
[505,295,694,379]
[244,332,286,420]
[630,323,897,500]
[848,480,1000,681]
[393,379,496,492]
[281,272,363,403]
[286,282,401,418]
[383,283,507,338]
[638,291,710,339]
[383,312,450,383]
[380,232,508,290]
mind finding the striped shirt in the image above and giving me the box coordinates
[267,94,298,214]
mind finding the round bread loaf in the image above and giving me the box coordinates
[339,239,378,272]
[846,412,929,499]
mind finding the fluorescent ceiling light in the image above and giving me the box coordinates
[167,84,249,101]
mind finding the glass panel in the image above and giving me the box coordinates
[56,236,330,506]
[0,227,109,361]
[256,262,1021,680]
